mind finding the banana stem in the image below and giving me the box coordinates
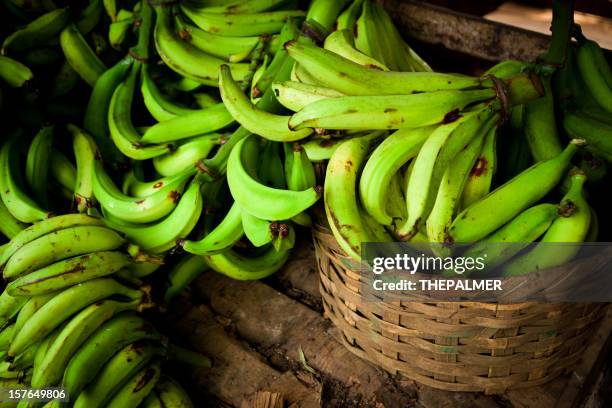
[131,0,154,61]
[541,0,574,67]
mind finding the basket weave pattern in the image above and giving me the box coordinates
[313,224,607,393]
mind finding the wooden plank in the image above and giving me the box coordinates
[168,303,321,407]
[382,0,550,62]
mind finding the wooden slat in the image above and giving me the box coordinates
[382,0,550,62]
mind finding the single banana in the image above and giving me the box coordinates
[164,255,208,303]
[336,0,365,30]
[227,135,321,220]
[10,293,57,354]
[0,214,104,268]
[140,65,198,122]
[50,149,77,192]
[174,12,260,63]
[1,8,69,54]
[523,74,562,161]
[459,125,498,209]
[153,6,251,86]
[0,139,51,223]
[285,40,483,96]
[220,64,312,142]
[360,126,432,225]
[61,312,161,399]
[272,80,343,112]
[108,63,172,160]
[3,225,125,280]
[93,161,191,224]
[9,278,143,357]
[447,140,582,244]
[466,221,553,274]
[74,342,164,408]
[284,143,316,191]
[124,169,198,198]
[105,179,203,253]
[204,245,290,280]
[31,298,141,388]
[288,89,495,131]
[104,360,162,408]
[563,110,612,162]
[7,251,133,296]
[0,56,33,87]
[59,23,106,86]
[0,196,28,239]
[354,0,386,66]
[194,0,288,14]
[0,291,27,329]
[257,141,285,188]
[152,134,221,177]
[576,38,612,112]
[181,5,304,36]
[0,323,15,350]
[83,55,132,167]
[108,9,135,49]
[180,201,244,255]
[242,211,278,247]
[154,376,194,408]
[69,124,98,213]
[324,29,388,71]
[503,171,591,276]
[325,135,377,260]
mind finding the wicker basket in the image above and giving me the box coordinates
[312,221,607,394]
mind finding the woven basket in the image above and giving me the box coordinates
[312,221,607,394]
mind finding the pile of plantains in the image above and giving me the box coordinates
[0,0,609,405]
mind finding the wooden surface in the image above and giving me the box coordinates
[162,239,612,408]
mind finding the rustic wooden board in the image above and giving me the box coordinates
[165,240,611,407]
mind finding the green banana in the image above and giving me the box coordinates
[485,59,525,79]
[285,41,483,96]
[3,225,125,280]
[61,312,161,399]
[227,135,321,220]
[164,255,208,303]
[181,5,304,36]
[503,171,591,276]
[455,204,559,276]
[360,126,432,226]
[105,179,203,253]
[0,196,28,239]
[77,0,103,35]
[323,29,388,71]
[305,0,349,35]
[83,55,132,167]
[204,245,290,280]
[140,65,197,122]
[242,211,278,247]
[563,110,612,162]
[0,139,51,223]
[1,8,69,54]
[337,0,364,30]
[70,124,98,213]
[50,60,80,98]
[0,291,27,329]
[180,201,244,255]
[153,6,251,86]
[154,376,194,408]
[0,56,33,87]
[93,161,191,224]
[325,135,378,260]
[460,126,498,211]
[302,137,343,162]
[0,323,15,349]
[10,292,57,354]
[124,168,198,198]
[105,360,162,408]
[576,38,612,112]
[272,80,343,112]
[285,143,315,191]
[74,342,164,408]
[9,278,143,356]
[354,0,386,66]
[7,251,133,296]
[288,88,495,131]
[398,107,495,238]
[194,0,288,14]
[257,141,285,188]
[31,298,141,388]
[141,102,234,144]
[152,134,221,177]
[59,23,106,86]
[50,149,77,192]
[426,117,492,249]
[220,64,312,141]
[523,74,562,161]
[108,63,172,160]
[109,9,135,49]
[0,214,104,268]
[447,140,582,244]
[174,12,260,63]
